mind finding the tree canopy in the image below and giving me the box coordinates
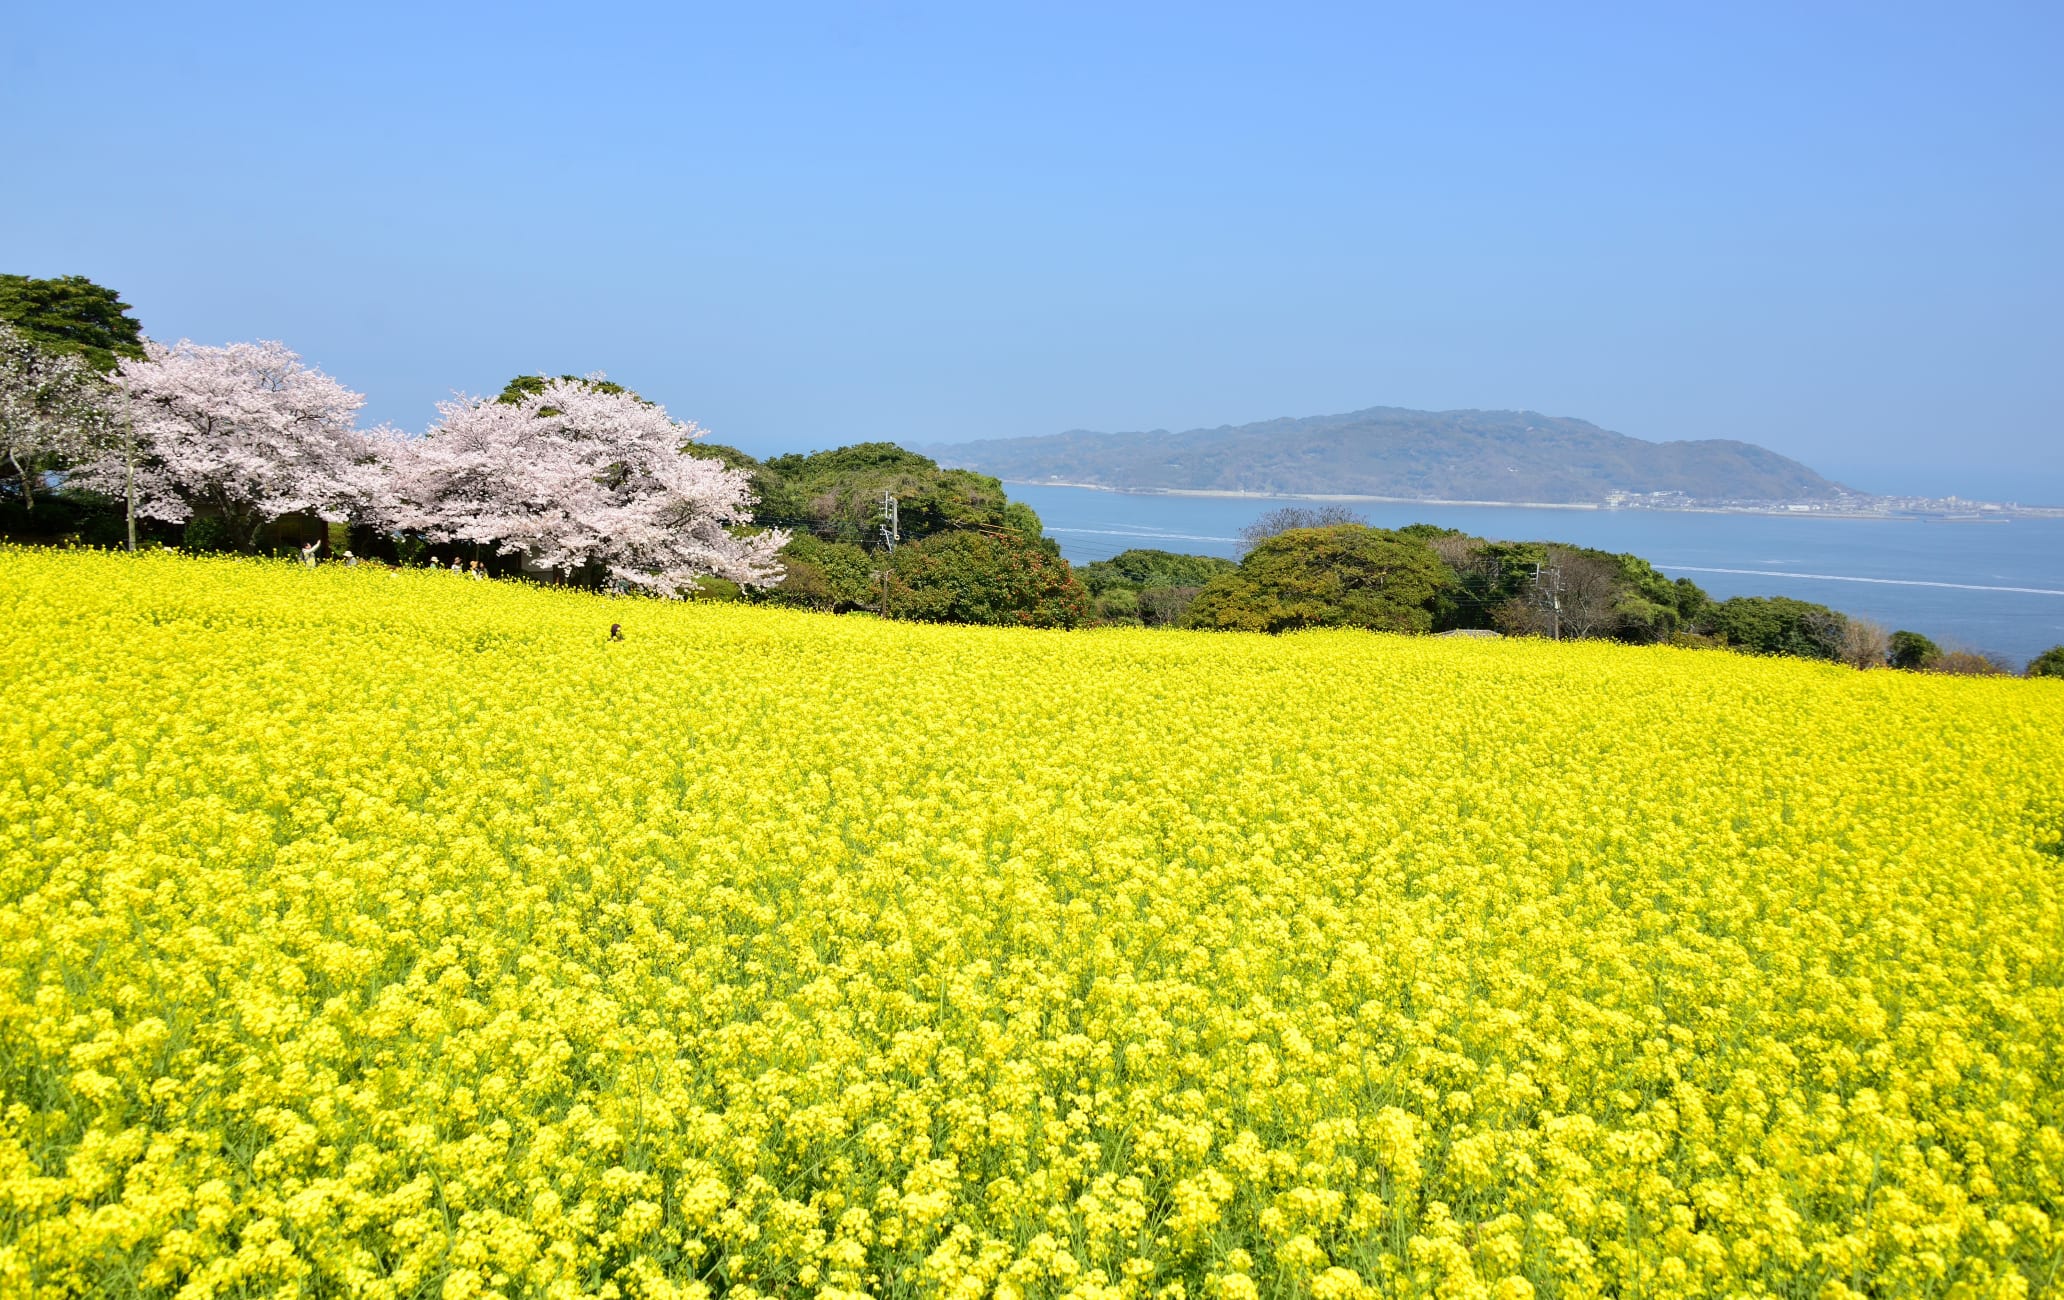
[1184,525,1453,634]
[390,376,781,594]
[757,442,1044,550]
[1425,534,1707,641]
[1076,548,1238,626]
[1698,595,1849,661]
[726,442,1066,617]
[1889,630,1943,671]
[886,529,1088,628]
[0,275,147,373]
[1078,548,1237,595]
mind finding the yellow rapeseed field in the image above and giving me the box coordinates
[2,547,2061,1300]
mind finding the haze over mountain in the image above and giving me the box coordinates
[932,407,1846,504]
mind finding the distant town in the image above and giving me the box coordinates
[1601,489,2064,520]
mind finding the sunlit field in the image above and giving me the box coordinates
[3,548,2060,1300]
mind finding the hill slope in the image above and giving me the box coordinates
[3,549,2058,1297]
[934,406,1844,502]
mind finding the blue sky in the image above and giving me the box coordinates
[5,2,2059,500]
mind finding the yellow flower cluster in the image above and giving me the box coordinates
[2,548,2060,1300]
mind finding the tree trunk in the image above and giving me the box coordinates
[123,413,137,552]
[7,446,31,512]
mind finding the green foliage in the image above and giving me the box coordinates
[0,491,160,548]
[1889,630,1943,672]
[1429,533,1708,642]
[1608,552,1708,640]
[0,275,146,373]
[1699,596,1848,661]
[1135,585,1206,628]
[2024,645,2064,679]
[676,441,760,473]
[886,530,1088,628]
[764,534,877,613]
[1078,548,1237,596]
[713,441,1074,624]
[181,515,233,554]
[1431,537,1545,629]
[761,443,1040,551]
[766,441,937,483]
[1184,525,1453,635]
[494,374,635,406]
[1077,548,1238,627]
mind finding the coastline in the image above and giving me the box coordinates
[998,479,2029,520]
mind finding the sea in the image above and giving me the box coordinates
[1007,483,2064,668]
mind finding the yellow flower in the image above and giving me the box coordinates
[1,546,2059,1299]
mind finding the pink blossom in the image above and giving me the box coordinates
[75,340,375,545]
[383,376,784,596]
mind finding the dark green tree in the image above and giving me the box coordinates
[2026,645,2064,679]
[1888,630,1943,671]
[1184,525,1454,634]
[761,442,1044,550]
[886,529,1087,628]
[1698,596,1848,661]
[1078,548,1237,595]
[1428,532,1706,642]
[1077,548,1237,626]
[0,275,147,373]
[765,534,877,612]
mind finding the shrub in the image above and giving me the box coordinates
[1699,595,1847,661]
[1185,525,1452,634]
[886,529,1088,627]
[1838,618,1891,669]
[1931,649,2012,677]
[181,514,233,553]
[1889,630,1942,671]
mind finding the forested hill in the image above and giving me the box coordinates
[931,406,1844,502]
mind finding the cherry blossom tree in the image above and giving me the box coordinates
[0,321,113,514]
[384,376,784,595]
[73,340,377,550]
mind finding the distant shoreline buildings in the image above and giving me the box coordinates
[1600,489,2063,520]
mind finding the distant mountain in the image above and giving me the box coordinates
[930,407,1844,503]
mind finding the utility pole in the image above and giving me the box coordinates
[877,491,899,618]
[122,397,138,552]
[1532,561,1562,640]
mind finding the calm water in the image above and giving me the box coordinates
[1008,483,2064,667]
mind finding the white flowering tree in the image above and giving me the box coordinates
[0,322,113,514]
[385,376,784,596]
[72,340,377,550]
